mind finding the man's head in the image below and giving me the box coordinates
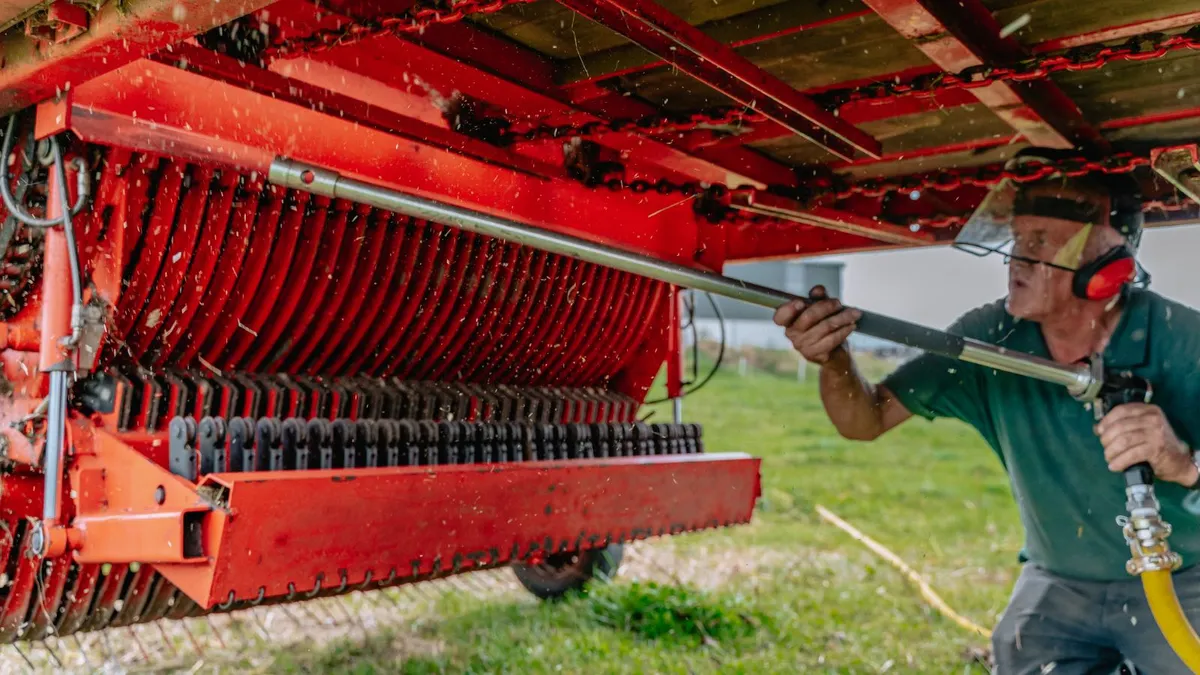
[956,152,1144,323]
[1004,176,1138,321]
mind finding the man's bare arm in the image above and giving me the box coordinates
[818,348,912,440]
[773,288,913,441]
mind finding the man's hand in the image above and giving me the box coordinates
[1097,403,1197,486]
[772,285,862,365]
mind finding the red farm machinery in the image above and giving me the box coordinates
[0,0,1196,653]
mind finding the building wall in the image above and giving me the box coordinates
[692,260,844,349]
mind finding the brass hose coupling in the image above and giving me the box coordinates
[1120,484,1183,575]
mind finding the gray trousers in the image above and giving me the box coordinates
[992,563,1200,674]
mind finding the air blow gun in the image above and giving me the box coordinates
[272,158,1200,670]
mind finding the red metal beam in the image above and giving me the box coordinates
[69,60,715,267]
[833,106,1200,172]
[558,8,874,94]
[151,43,564,181]
[723,219,900,262]
[1032,10,1200,52]
[699,12,1200,155]
[152,450,761,607]
[0,0,272,114]
[860,0,1105,151]
[261,0,795,189]
[552,0,881,161]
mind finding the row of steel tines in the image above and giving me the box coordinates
[168,415,706,480]
[102,367,638,433]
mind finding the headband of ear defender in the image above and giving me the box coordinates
[1008,148,1145,300]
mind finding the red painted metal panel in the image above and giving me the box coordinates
[0,0,275,115]
[428,242,521,381]
[21,550,73,640]
[454,248,544,381]
[554,0,880,161]
[198,186,286,367]
[54,563,102,637]
[283,204,371,373]
[127,166,215,359]
[155,454,761,607]
[242,197,333,371]
[115,164,184,341]
[308,210,390,375]
[149,169,239,367]
[261,0,783,189]
[336,215,423,375]
[158,43,561,181]
[70,60,706,265]
[170,176,265,368]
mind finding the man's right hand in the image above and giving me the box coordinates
[772,285,862,365]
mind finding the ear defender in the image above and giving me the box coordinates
[1072,245,1136,300]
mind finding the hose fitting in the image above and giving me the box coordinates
[1119,490,1181,576]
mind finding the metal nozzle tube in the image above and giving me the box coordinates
[270,158,1098,396]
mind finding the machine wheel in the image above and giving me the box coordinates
[511,544,624,600]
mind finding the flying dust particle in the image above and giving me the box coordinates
[998,13,1031,38]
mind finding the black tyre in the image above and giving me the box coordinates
[511,544,624,600]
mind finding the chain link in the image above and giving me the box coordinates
[909,198,1196,230]
[263,10,1197,143]
[827,152,1152,200]
[510,107,766,143]
[498,25,1199,143]
[582,149,1171,231]
[819,26,1200,108]
[262,0,538,58]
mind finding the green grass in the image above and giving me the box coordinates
[269,356,1023,674]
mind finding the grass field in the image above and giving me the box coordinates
[269,354,1026,674]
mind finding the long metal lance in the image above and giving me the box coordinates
[269,158,1101,400]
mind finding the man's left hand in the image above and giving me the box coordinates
[1097,403,1196,486]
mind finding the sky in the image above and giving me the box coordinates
[812,222,1200,329]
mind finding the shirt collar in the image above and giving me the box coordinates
[994,289,1151,370]
[1101,288,1152,370]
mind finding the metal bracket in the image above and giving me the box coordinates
[24,2,91,48]
[1151,144,1200,204]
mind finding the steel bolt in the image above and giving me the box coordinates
[154,485,166,505]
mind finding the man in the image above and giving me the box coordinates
[773,163,1200,673]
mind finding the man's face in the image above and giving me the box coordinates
[1005,215,1092,321]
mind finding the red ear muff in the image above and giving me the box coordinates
[1072,246,1136,300]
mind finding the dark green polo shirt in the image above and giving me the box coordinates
[881,287,1200,581]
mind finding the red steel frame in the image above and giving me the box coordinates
[551,0,881,162]
[59,421,760,608]
[860,0,1106,152]
[0,0,1195,623]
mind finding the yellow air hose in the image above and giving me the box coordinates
[1141,569,1200,672]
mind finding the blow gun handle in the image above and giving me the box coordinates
[1097,372,1154,487]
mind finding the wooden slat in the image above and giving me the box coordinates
[753,103,1013,165]
[473,0,797,57]
[1054,51,1200,122]
[554,0,866,84]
